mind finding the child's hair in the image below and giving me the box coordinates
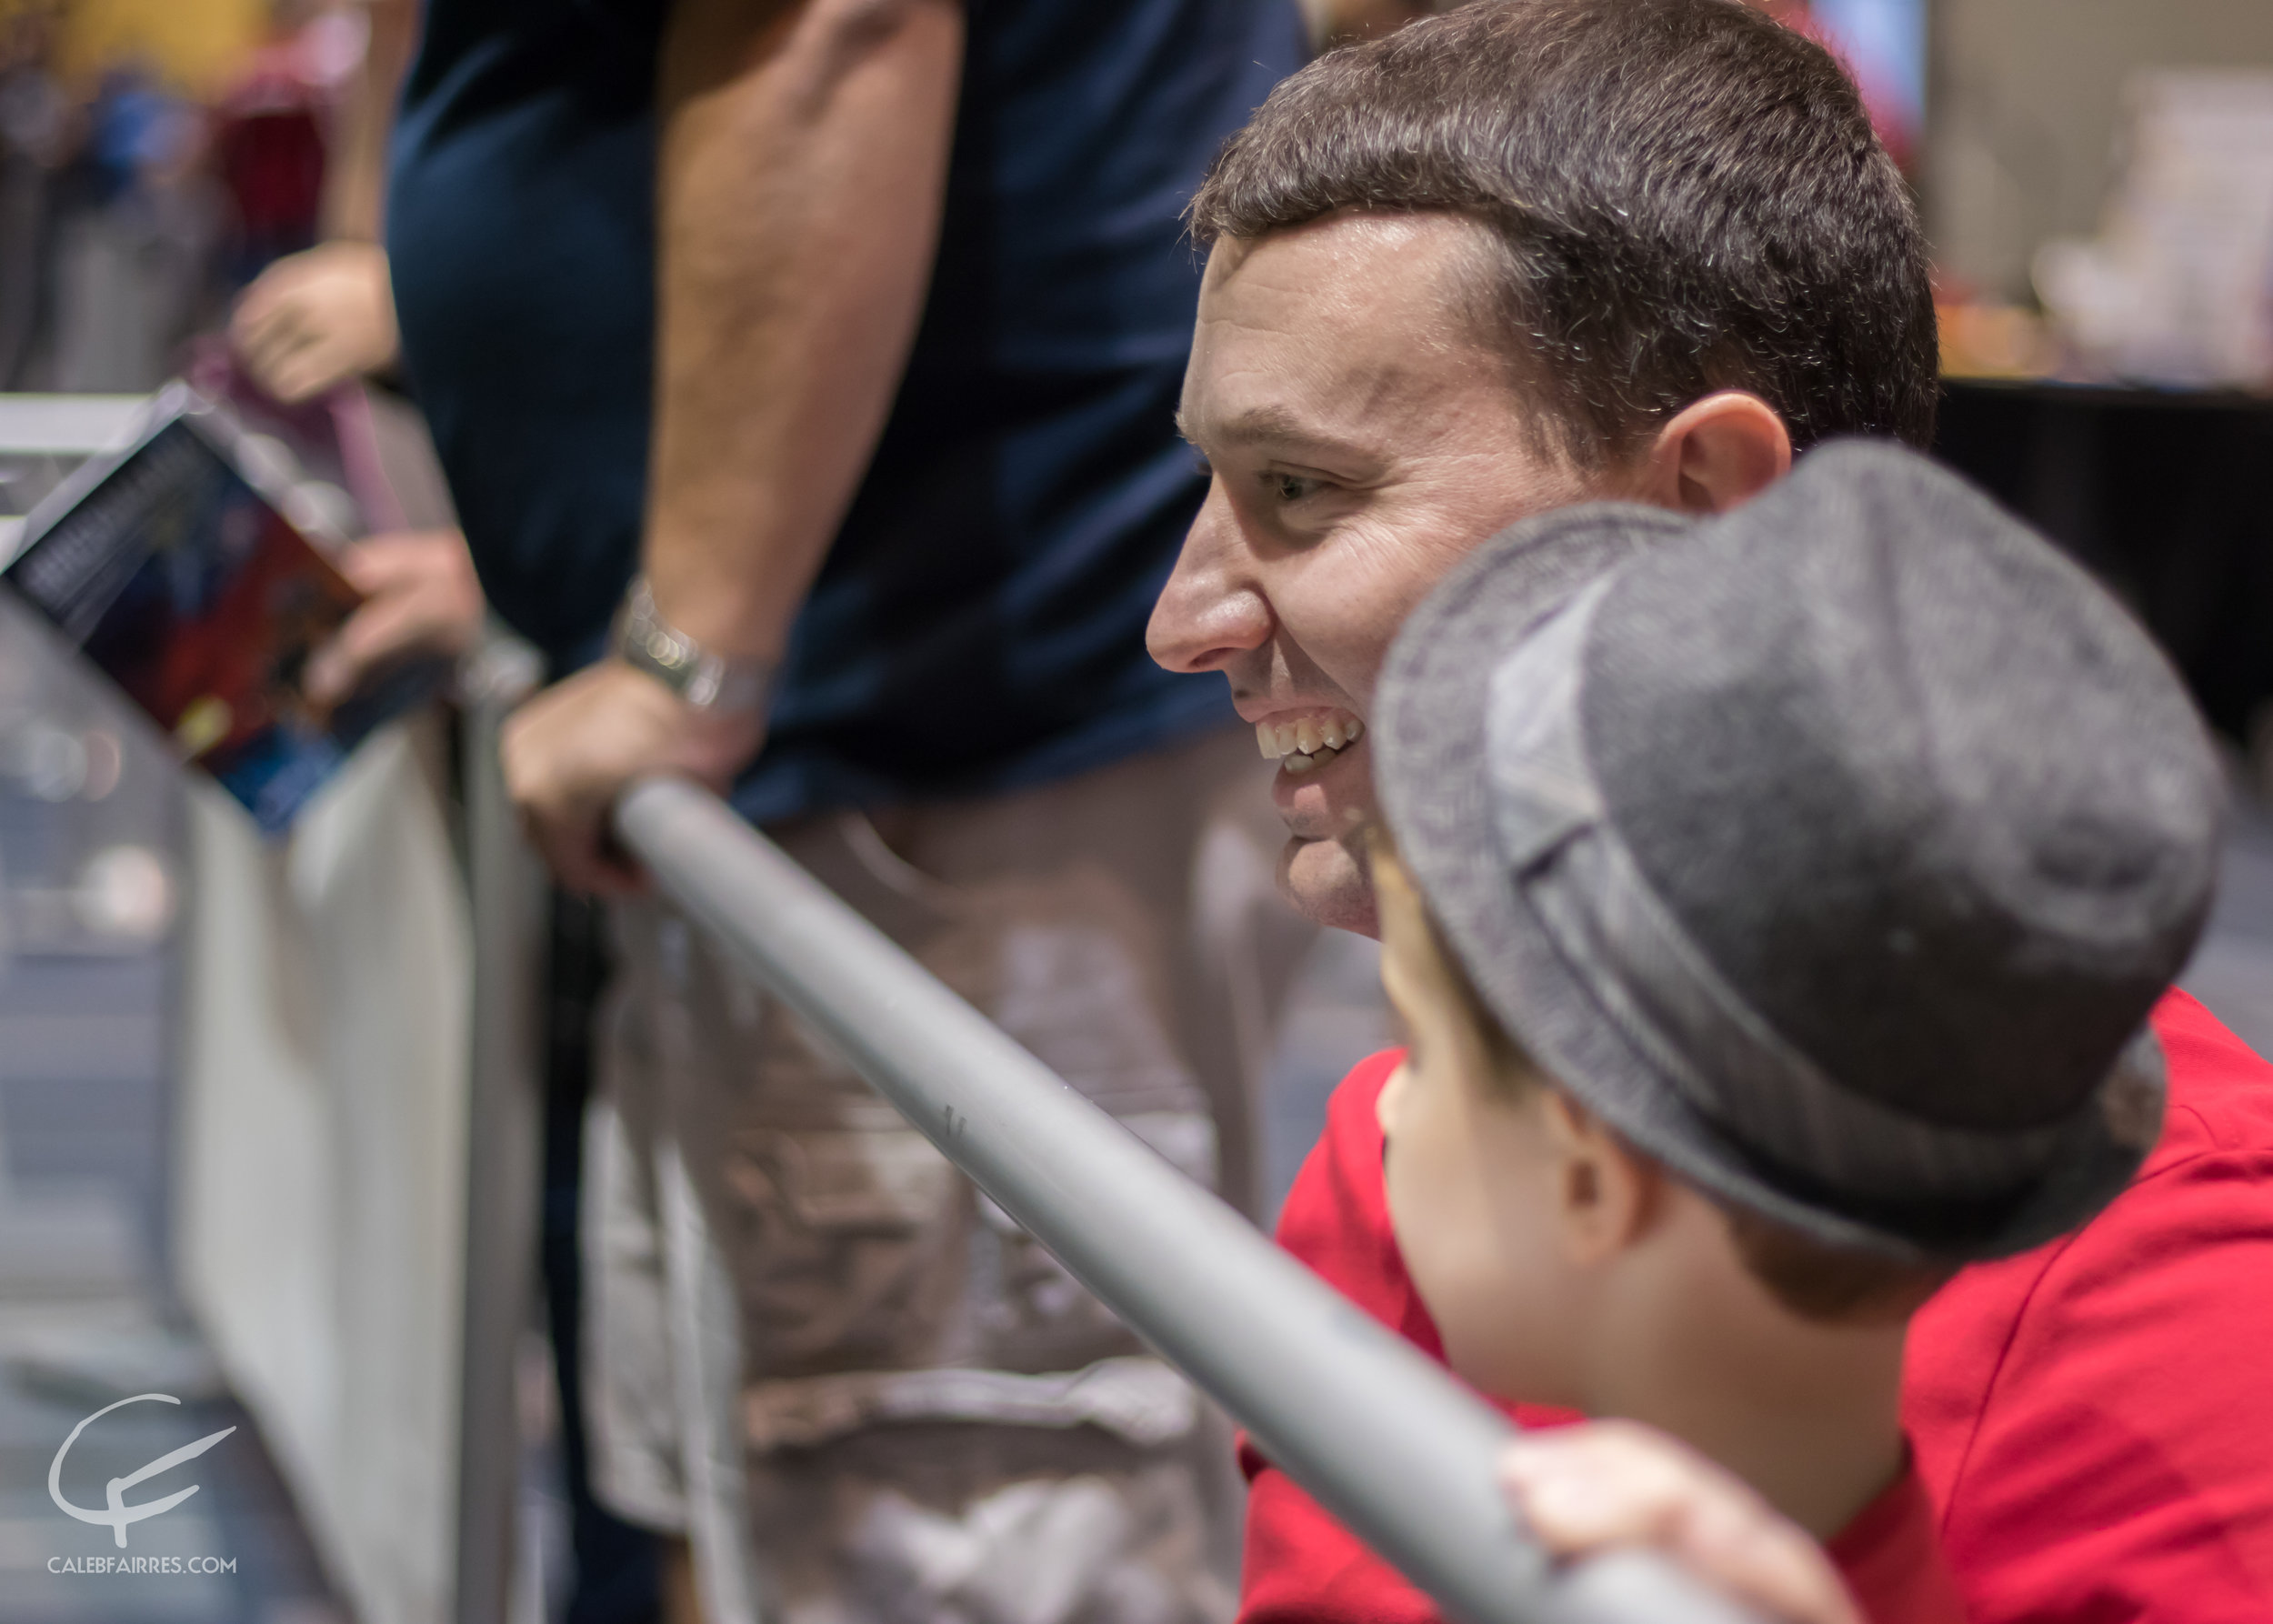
[1407,867,1956,1324]
[1719,1206,1958,1324]
[1188,0,1938,466]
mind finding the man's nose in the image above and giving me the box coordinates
[1147,498,1273,675]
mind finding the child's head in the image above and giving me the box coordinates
[1371,833,1954,1410]
[1366,442,2222,1407]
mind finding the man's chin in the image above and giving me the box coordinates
[1277,832,1380,938]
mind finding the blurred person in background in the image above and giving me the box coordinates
[225,0,486,717]
[0,5,67,388]
[209,2,331,284]
[226,6,642,1621]
[230,0,412,402]
[387,4,1309,1624]
[1305,0,1920,159]
[43,62,218,392]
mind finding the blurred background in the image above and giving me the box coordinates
[0,2,2268,1623]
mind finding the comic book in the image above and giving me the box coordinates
[1,383,439,833]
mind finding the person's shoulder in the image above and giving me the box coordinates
[2148,987,2273,1162]
[1905,988,2273,1622]
[1912,989,2273,1366]
[1917,986,2273,1347]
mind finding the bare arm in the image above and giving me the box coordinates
[503,0,966,891]
[646,0,964,657]
[232,0,421,400]
[323,0,423,243]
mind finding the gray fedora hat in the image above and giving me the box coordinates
[1374,440,2224,1259]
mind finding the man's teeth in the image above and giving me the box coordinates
[1256,716,1365,771]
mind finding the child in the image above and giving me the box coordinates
[1289,442,2222,1623]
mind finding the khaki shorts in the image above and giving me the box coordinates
[583,726,1308,1624]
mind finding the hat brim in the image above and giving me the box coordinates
[1373,503,2158,1262]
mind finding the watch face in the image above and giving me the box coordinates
[633,635,693,689]
[641,628,684,675]
[615,583,768,714]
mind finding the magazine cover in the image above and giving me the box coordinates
[2,385,438,833]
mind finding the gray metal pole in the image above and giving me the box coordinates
[616,776,1764,1624]
[454,637,548,1624]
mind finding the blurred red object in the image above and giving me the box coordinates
[211,35,331,278]
[1746,0,1917,171]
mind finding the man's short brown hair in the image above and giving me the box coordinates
[1189,0,1938,462]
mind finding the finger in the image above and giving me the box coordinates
[524,802,646,897]
[234,323,295,387]
[303,637,355,707]
[225,303,270,356]
[237,306,310,369]
[591,822,653,894]
[1674,1513,1864,1624]
[338,532,456,592]
[305,582,456,702]
[304,617,393,704]
[228,277,285,335]
[1503,1430,1695,1547]
[1501,1433,1862,1624]
[242,331,318,399]
[271,346,346,405]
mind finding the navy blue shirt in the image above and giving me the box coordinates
[389,0,1305,824]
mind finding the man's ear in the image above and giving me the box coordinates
[1539,1091,1662,1265]
[1633,391,1793,516]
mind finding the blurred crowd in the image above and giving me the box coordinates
[0,0,368,395]
[11,0,2268,399]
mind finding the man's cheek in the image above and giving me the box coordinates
[1317,514,1476,689]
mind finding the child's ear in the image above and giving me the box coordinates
[1539,1091,1662,1264]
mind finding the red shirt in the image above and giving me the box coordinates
[1907,990,2273,1620]
[1243,990,2273,1624]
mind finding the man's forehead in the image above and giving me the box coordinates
[1182,213,1507,451]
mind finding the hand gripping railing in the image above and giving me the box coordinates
[615,777,1765,1624]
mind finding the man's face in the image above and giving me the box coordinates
[1148,214,1597,936]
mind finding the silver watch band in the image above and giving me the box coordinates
[611,577,774,715]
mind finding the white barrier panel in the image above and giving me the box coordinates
[175,722,472,1624]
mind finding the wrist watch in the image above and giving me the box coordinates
[610,576,774,715]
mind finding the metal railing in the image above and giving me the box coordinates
[456,637,549,1624]
[614,776,1762,1624]
[0,379,1767,1622]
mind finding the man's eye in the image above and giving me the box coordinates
[1268,472,1326,503]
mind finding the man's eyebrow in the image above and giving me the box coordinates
[1179,403,1373,463]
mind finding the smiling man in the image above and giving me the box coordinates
[1147,5,2273,1623]
[1149,1,1934,935]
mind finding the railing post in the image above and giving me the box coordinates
[453,637,546,1624]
